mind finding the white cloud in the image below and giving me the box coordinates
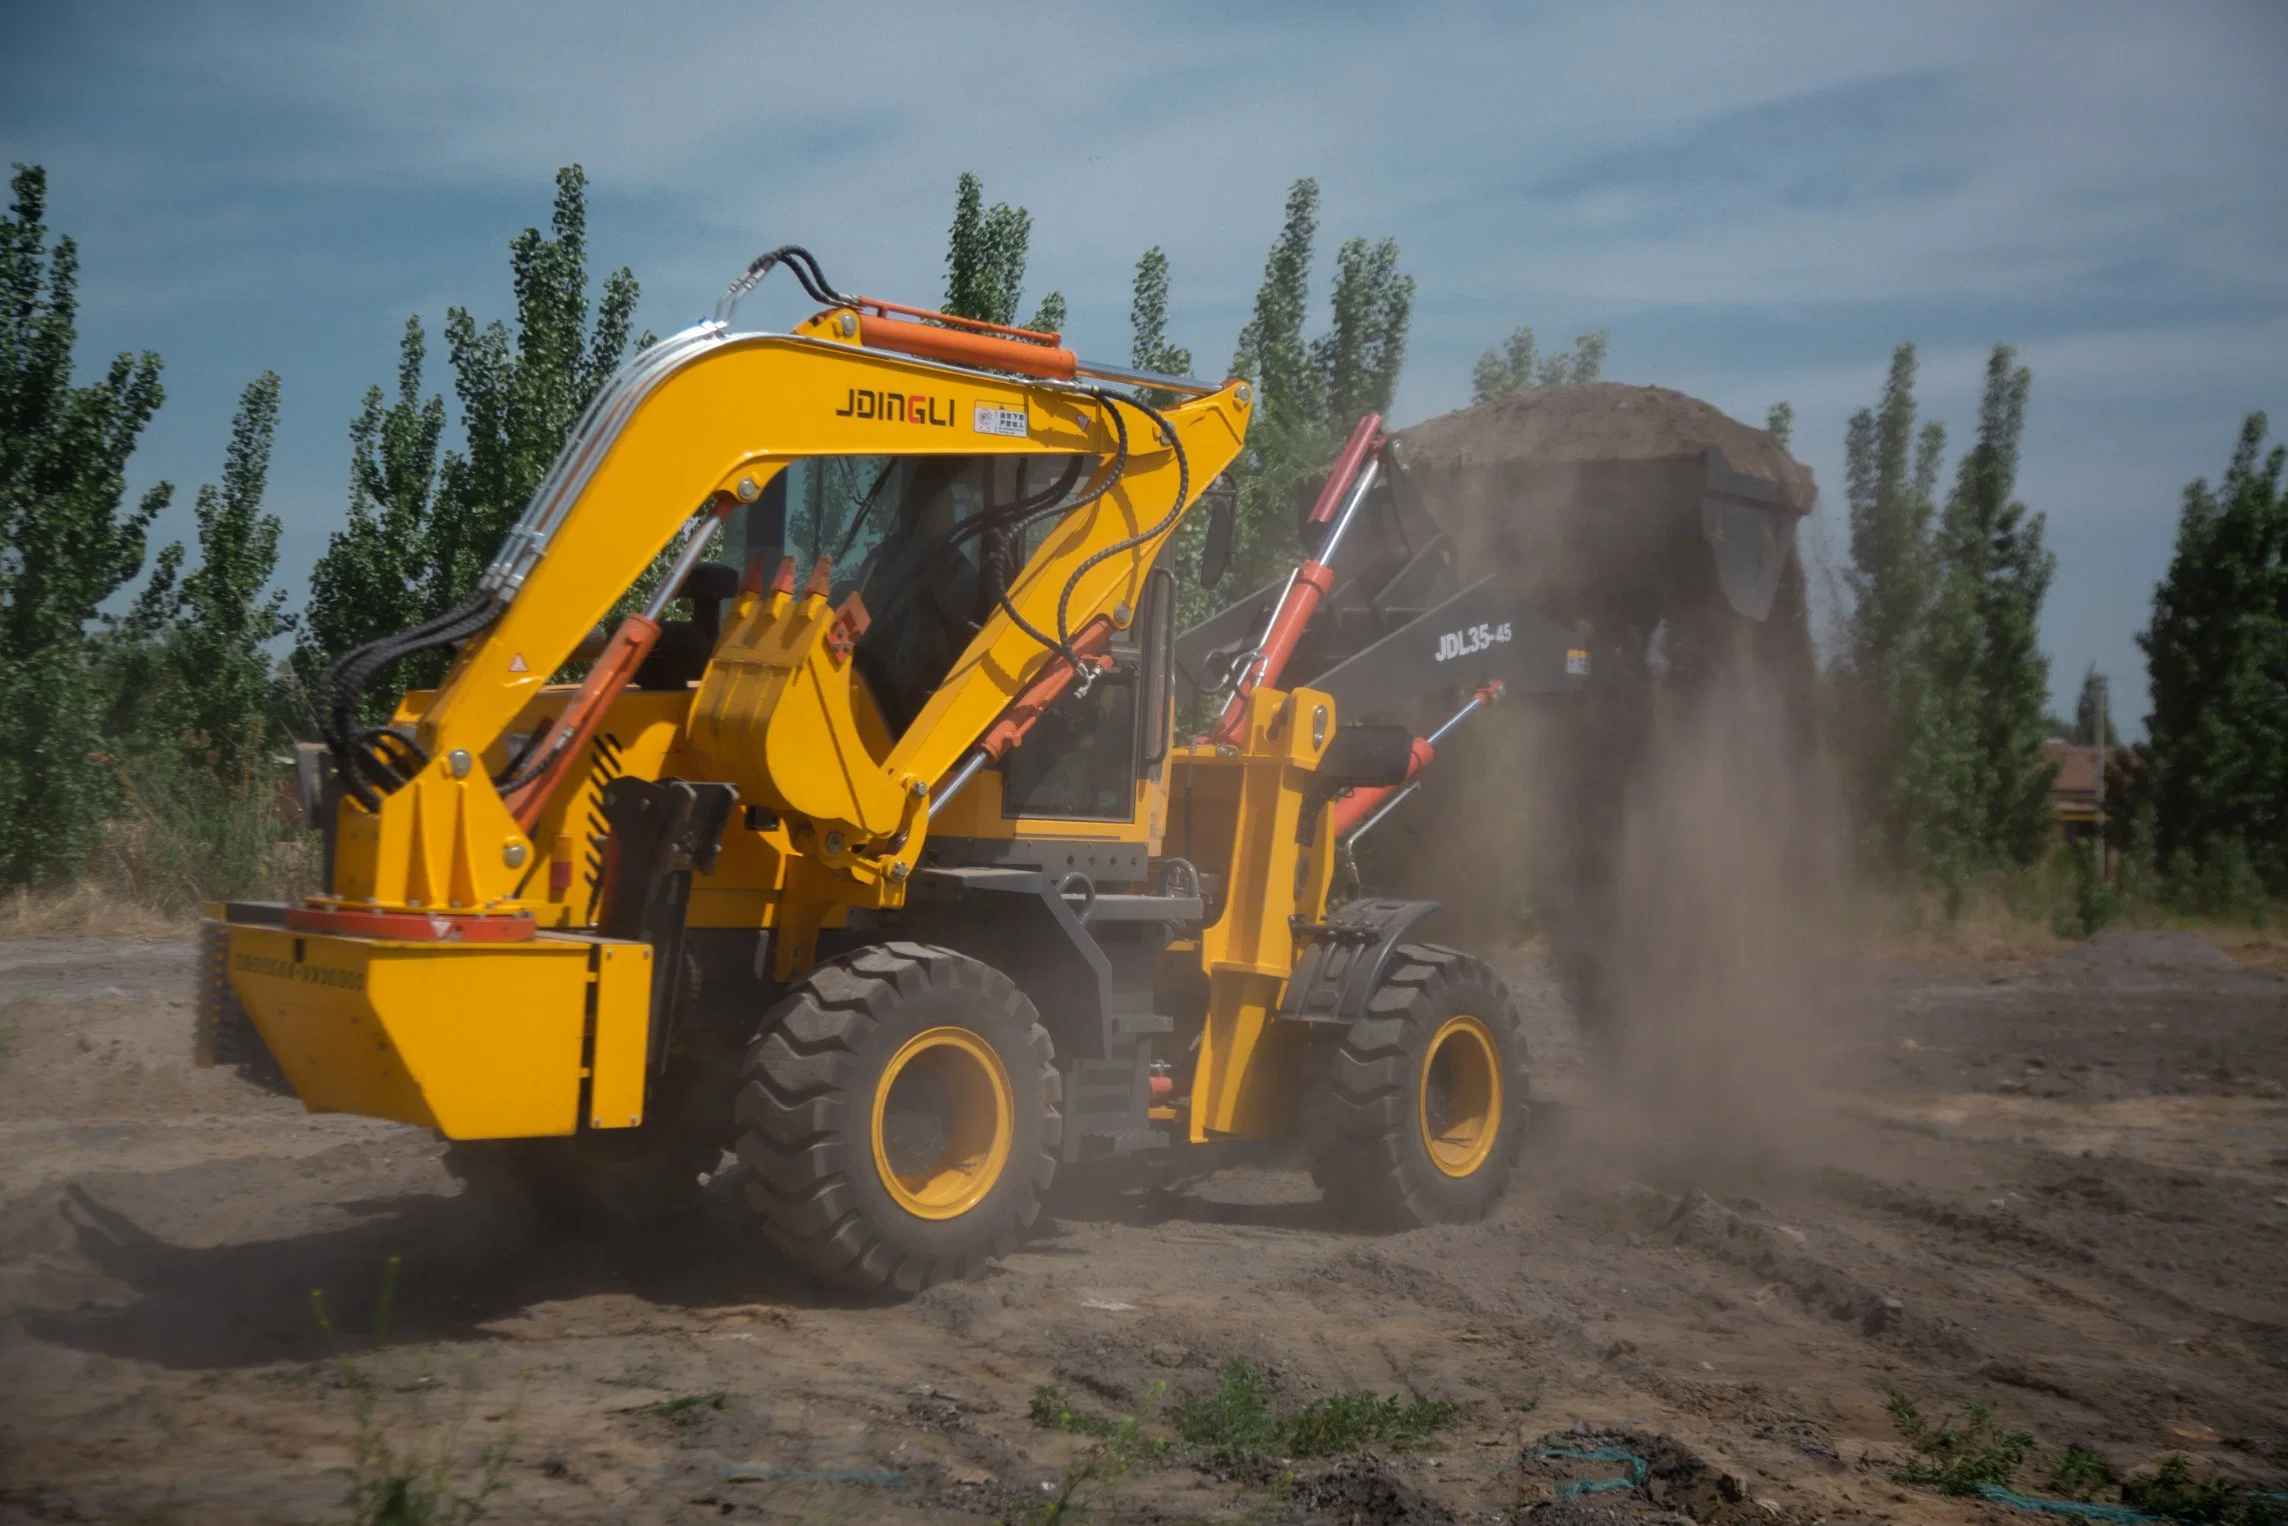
[5,0,2282,730]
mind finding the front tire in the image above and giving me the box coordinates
[1306,945,1527,1229]
[735,943,1061,1295]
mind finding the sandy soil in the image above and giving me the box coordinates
[1,930,2283,1524]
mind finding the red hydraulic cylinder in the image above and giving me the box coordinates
[1212,412,1383,745]
[1329,681,1505,838]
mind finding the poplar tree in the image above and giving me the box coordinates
[432,165,642,608]
[293,318,447,716]
[1765,401,1794,450]
[1470,324,1608,402]
[1842,343,1957,881]
[1128,246,1191,379]
[1218,179,1416,601]
[0,164,172,887]
[158,371,291,780]
[299,166,641,712]
[2135,412,2288,902]
[1935,345,2055,865]
[942,172,1063,333]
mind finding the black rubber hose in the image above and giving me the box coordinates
[725,246,851,311]
[989,394,1130,671]
[324,590,500,809]
[1052,392,1189,681]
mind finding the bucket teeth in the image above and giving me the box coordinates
[194,921,290,1092]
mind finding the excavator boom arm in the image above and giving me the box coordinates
[329,311,1251,913]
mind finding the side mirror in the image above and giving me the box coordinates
[1201,493,1235,590]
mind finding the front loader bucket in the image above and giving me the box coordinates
[198,911,653,1140]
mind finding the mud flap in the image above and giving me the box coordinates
[1280,897,1442,1024]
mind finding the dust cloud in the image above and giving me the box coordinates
[1372,381,1847,1178]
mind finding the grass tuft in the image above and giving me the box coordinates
[2121,1455,2287,1526]
[1011,1381,1169,1526]
[1885,1392,2032,1496]
[312,1255,518,1526]
[1028,1386,1119,1438]
[1170,1355,1471,1461]
[2049,1445,2114,1501]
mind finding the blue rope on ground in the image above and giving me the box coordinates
[1530,1444,1651,1497]
[1973,1484,2163,1522]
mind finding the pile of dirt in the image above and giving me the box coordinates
[1282,1455,1457,1525]
[1519,1427,1784,1526]
[1393,382,1813,510]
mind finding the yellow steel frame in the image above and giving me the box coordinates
[1165,686,1342,1141]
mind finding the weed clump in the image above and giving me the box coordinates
[1013,1381,1169,1526]
[1885,1392,2032,1495]
[312,1256,518,1526]
[1028,1386,1120,1439]
[2122,1455,2286,1526]
[2049,1444,2115,1501]
[1170,1355,1470,1461]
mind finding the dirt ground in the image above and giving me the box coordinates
[1,929,2283,1524]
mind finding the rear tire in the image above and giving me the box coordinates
[735,942,1061,1295]
[1305,945,1527,1229]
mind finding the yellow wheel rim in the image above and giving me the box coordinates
[871,1026,1015,1220]
[1418,1015,1503,1178]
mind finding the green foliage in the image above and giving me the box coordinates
[1884,1391,2033,1496]
[134,372,291,771]
[1128,248,1191,381]
[312,1256,517,1526]
[1843,344,1955,885]
[2122,1454,2286,1525]
[943,172,1061,333]
[294,319,448,719]
[435,166,641,612]
[1842,344,2056,899]
[0,163,173,889]
[100,370,300,910]
[299,166,642,716]
[1029,1385,1120,1438]
[2049,1445,2114,1501]
[1169,1355,1469,1461]
[1279,1390,1469,1457]
[1931,345,2057,868]
[1316,235,1412,427]
[1766,400,1795,450]
[2132,412,2288,901]
[1170,1355,1280,1456]
[1471,323,1608,402]
[2052,840,2117,939]
[1187,180,1415,623]
[1011,1381,1168,1526]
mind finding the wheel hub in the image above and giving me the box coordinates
[871,1026,1014,1219]
[1420,1014,1502,1178]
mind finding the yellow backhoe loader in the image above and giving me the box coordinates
[195,248,1591,1293]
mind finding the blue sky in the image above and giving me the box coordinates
[5,2,2284,731]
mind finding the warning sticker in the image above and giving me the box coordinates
[508,652,529,673]
[1565,648,1591,677]
[973,402,1028,438]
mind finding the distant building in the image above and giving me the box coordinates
[2043,737,2120,851]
